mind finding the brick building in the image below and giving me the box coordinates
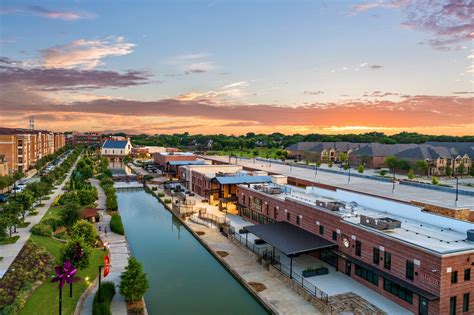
[154,152,198,174]
[70,132,104,147]
[236,182,474,315]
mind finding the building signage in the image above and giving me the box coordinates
[419,271,439,286]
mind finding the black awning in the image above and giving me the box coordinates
[334,251,439,301]
[244,221,337,257]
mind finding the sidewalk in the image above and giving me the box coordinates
[80,179,129,315]
[0,155,80,278]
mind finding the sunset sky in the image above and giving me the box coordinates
[0,0,473,135]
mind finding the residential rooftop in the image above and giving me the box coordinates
[242,182,474,255]
[102,139,129,149]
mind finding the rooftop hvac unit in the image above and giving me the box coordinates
[262,186,283,195]
[360,215,402,230]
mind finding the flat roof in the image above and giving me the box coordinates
[214,175,272,185]
[243,183,474,255]
[167,160,206,166]
[245,221,337,256]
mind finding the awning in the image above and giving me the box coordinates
[213,175,272,185]
[334,251,439,301]
[244,221,337,257]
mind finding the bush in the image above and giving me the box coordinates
[407,169,415,179]
[163,198,171,204]
[31,224,53,237]
[92,281,116,315]
[60,237,92,270]
[379,170,388,176]
[151,186,157,191]
[42,217,64,231]
[71,220,98,247]
[77,188,98,206]
[432,176,440,185]
[110,215,124,235]
[143,175,153,181]
[357,165,364,173]
[157,192,165,197]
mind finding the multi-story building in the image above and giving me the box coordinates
[236,181,474,315]
[154,152,198,174]
[70,132,103,147]
[101,139,132,162]
[0,127,65,173]
[0,155,9,176]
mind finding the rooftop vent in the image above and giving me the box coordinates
[468,230,474,242]
[315,199,345,211]
[360,215,402,230]
[262,186,283,195]
[216,171,237,177]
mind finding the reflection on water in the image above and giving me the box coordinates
[117,189,268,315]
[109,161,132,176]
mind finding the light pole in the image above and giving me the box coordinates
[347,166,351,184]
[455,176,459,206]
[392,169,396,194]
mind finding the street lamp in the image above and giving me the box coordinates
[347,166,351,184]
[455,176,459,206]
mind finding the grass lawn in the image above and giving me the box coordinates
[22,235,105,315]
[41,205,64,222]
[213,147,282,159]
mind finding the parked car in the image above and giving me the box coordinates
[0,194,8,202]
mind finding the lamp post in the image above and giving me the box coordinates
[455,176,459,206]
[347,166,351,184]
[51,261,77,315]
[392,169,396,194]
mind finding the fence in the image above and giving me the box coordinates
[198,212,230,227]
[228,227,330,304]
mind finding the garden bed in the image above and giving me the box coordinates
[0,235,20,245]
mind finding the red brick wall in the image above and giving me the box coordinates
[236,185,472,315]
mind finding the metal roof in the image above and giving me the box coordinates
[167,160,206,166]
[244,221,337,257]
[102,140,129,149]
[214,175,271,185]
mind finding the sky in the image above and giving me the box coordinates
[0,0,473,135]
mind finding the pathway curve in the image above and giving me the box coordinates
[80,179,129,315]
[0,155,81,278]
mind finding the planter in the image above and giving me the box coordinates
[254,239,266,245]
[302,270,317,278]
[238,229,248,234]
[316,267,329,275]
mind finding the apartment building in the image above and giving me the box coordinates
[236,181,474,315]
[0,127,66,173]
[70,132,104,147]
[0,155,9,176]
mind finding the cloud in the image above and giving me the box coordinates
[369,64,384,70]
[332,63,384,72]
[350,1,474,50]
[0,58,150,91]
[184,62,215,74]
[40,37,135,70]
[0,5,95,20]
[303,90,324,95]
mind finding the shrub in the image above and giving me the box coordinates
[143,175,153,181]
[60,237,92,270]
[163,198,171,204]
[110,215,124,235]
[379,170,388,176]
[42,217,64,231]
[92,281,116,315]
[432,176,440,185]
[59,191,80,205]
[151,186,157,191]
[31,224,53,237]
[77,188,98,206]
[119,257,149,303]
[357,165,364,173]
[157,192,165,197]
[407,169,415,179]
[71,220,98,247]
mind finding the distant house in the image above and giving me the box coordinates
[286,142,367,162]
[101,138,132,162]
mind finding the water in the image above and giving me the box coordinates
[117,189,269,315]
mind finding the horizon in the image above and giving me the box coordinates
[1,0,473,135]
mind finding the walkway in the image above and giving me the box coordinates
[205,156,474,210]
[81,179,130,315]
[0,155,81,278]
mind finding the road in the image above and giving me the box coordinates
[205,156,474,211]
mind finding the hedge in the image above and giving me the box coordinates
[31,224,53,237]
[110,215,124,235]
[92,281,115,315]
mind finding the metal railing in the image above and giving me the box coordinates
[228,226,330,304]
[198,212,230,227]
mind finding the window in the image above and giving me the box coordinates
[296,216,301,226]
[242,196,246,206]
[373,247,380,265]
[383,278,413,304]
[286,212,291,221]
[452,271,458,284]
[450,296,457,315]
[384,252,391,270]
[464,268,471,281]
[355,240,362,257]
[463,293,470,312]
[406,260,414,280]
[332,231,337,241]
[266,204,269,215]
[319,225,324,235]
[273,207,278,219]
[355,265,378,285]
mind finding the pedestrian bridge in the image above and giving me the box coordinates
[114,182,144,190]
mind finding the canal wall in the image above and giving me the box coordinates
[144,183,322,315]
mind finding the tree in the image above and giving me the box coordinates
[339,152,348,166]
[407,169,415,179]
[432,176,440,185]
[60,237,92,269]
[357,165,364,173]
[15,191,34,221]
[385,156,399,174]
[61,202,82,227]
[414,160,429,177]
[457,162,465,175]
[77,188,98,206]
[119,257,149,303]
[445,165,452,177]
[71,220,98,247]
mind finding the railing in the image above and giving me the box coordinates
[228,227,330,304]
[198,213,230,227]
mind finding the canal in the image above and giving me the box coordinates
[117,189,269,315]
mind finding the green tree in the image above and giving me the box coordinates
[71,220,98,247]
[77,188,98,206]
[357,165,364,173]
[60,237,92,269]
[445,165,452,177]
[385,156,399,174]
[457,162,465,175]
[414,160,429,176]
[61,202,82,227]
[407,169,415,179]
[119,257,149,303]
[15,191,34,221]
